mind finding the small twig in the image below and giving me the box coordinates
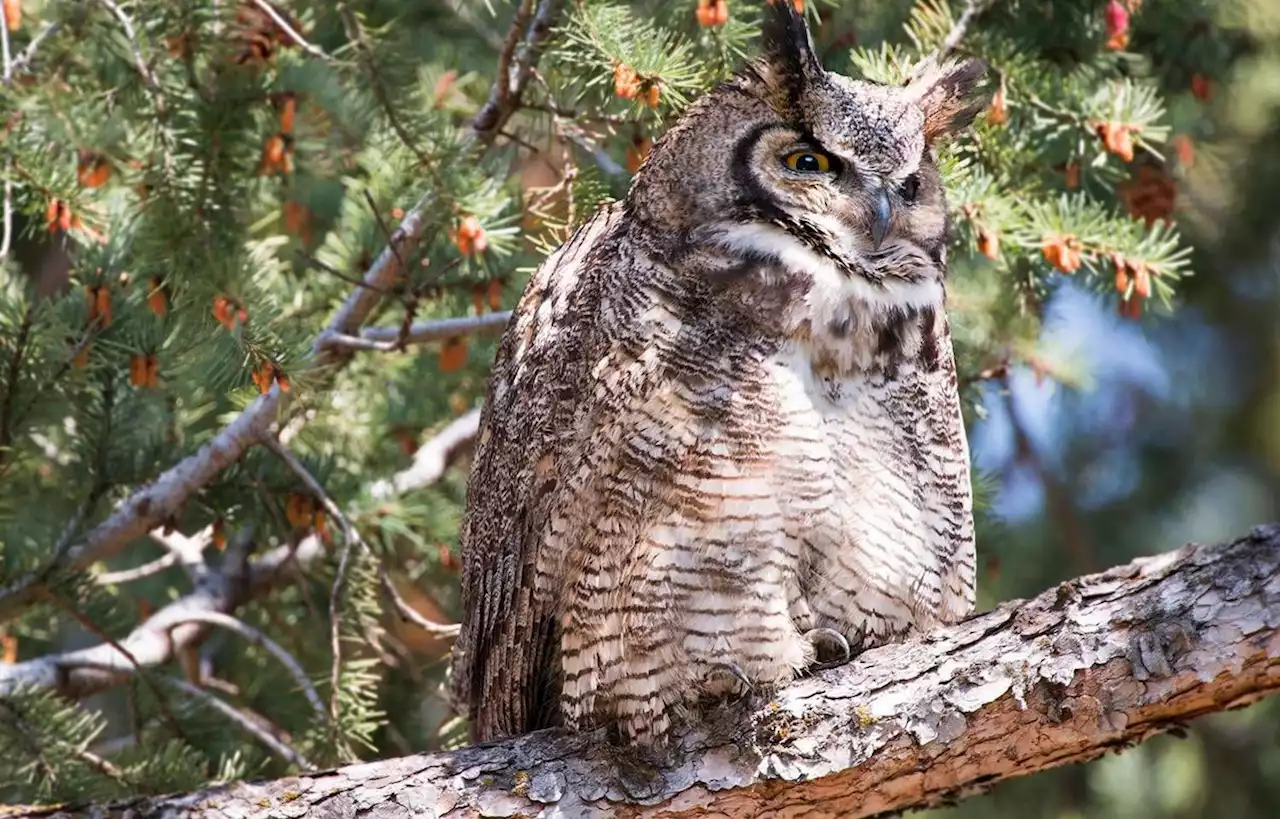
[931,0,997,62]
[9,20,60,76]
[322,311,512,352]
[0,0,11,87]
[378,570,460,639]
[369,407,483,500]
[469,0,564,148]
[159,675,313,770]
[98,0,173,174]
[150,526,211,583]
[76,747,129,783]
[166,611,326,722]
[296,250,389,294]
[258,436,360,722]
[42,590,189,743]
[250,0,330,61]
[0,7,11,259]
[442,0,506,51]
[362,190,411,277]
[1003,379,1097,574]
[96,552,181,585]
[338,3,434,170]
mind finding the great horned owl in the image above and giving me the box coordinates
[452,3,988,747]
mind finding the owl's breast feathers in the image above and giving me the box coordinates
[455,202,974,743]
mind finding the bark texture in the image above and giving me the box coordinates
[15,523,1280,819]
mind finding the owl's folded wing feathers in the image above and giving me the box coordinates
[452,204,631,742]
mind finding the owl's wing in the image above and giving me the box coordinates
[451,204,630,742]
[926,313,977,624]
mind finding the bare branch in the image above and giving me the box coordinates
[160,675,313,771]
[260,436,464,701]
[0,534,326,700]
[151,525,211,579]
[0,0,11,87]
[320,311,512,353]
[165,611,326,722]
[931,0,997,62]
[0,8,11,258]
[469,0,565,148]
[97,0,172,173]
[378,570,460,639]
[9,20,59,76]
[369,407,481,499]
[94,551,180,585]
[249,0,330,61]
[25,523,1280,819]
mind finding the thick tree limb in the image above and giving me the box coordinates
[19,523,1280,819]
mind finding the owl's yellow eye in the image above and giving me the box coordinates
[782,151,832,173]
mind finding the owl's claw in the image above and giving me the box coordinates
[804,627,851,671]
[702,662,754,702]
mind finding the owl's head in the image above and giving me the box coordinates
[630,2,989,323]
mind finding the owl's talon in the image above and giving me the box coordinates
[804,627,851,671]
[702,662,753,702]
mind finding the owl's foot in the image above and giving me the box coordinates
[701,662,754,702]
[803,627,850,671]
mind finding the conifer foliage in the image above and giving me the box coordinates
[0,0,1242,805]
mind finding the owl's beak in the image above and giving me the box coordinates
[871,188,892,250]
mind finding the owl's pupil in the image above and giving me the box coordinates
[901,173,921,202]
[795,154,821,172]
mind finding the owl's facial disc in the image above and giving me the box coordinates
[698,0,991,296]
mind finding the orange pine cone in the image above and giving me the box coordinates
[286,492,313,528]
[439,336,468,372]
[85,284,112,328]
[613,63,640,100]
[212,295,248,330]
[696,0,728,27]
[77,151,112,189]
[487,278,502,311]
[1171,134,1195,168]
[1190,73,1213,102]
[1111,252,1130,294]
[3,0,20,32]
[1064,161,1081,190]
[977,226,1000,260]
[129,353,159,388]
[147,277,168,316]
[1095,121,1135,163]
[986,85,1007,126]
[453,215,488,256]
[1041,234,1083,274]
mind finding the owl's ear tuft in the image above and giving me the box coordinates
[905,58,991,143]
[759,0,823,89]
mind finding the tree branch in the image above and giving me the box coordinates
[0,535,325,700]
[320,311,512,353]
[19,523,1280,819]
[469,0,564,148]
[368,407,481,499]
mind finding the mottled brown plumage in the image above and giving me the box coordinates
[452,3,990,747]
